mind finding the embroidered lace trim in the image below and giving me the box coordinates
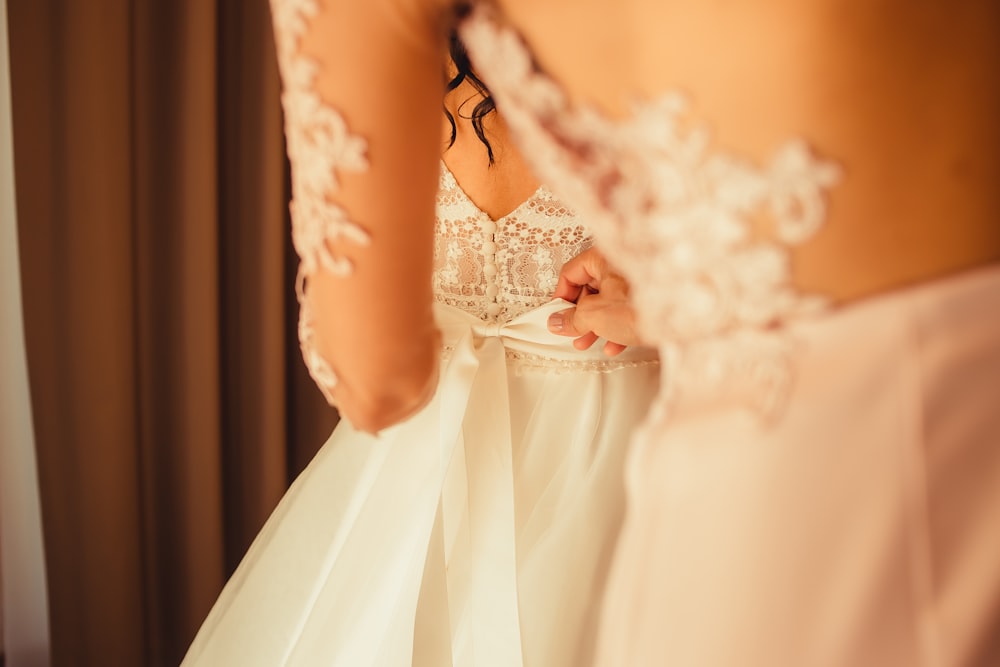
[433,163,592,322]
[271,0,370,403]
[441,344,659,375]
[459,8,842,416]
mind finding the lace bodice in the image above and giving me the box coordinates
[433,163,590,322]
[459,8,842,416]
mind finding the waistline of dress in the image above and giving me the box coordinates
[434,300,659,373]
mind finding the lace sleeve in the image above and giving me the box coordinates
[270,0,449,431]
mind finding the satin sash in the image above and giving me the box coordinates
[430,300,657,666]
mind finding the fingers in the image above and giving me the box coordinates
[550,249,644,356]
[549,283,642,350]
[572,331,600,350]
[602,340,628,357]
[552,247,609,302]
[548,306,589,337]
[548,305,633,356]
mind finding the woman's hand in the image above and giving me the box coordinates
[547,247,643,356]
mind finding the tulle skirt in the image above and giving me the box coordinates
[182,300,659,667]
[596,265,1000,667]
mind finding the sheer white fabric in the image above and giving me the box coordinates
[271,0,373,405]
[272,0,370,281]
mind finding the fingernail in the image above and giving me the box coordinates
[548,312,564,332]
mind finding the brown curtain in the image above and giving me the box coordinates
[7,1,338,665]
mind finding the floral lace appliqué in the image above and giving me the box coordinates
[271,0,370,403]
[459,9,842,417]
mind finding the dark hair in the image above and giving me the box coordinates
[444,30,497,164]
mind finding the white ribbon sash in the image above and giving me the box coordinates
[430,300,656,666]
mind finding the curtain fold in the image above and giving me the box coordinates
[1,0,51,663]
[8,1,338,664]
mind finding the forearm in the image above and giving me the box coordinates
[271,0,451,431]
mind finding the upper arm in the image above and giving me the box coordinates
[272,0,455,430]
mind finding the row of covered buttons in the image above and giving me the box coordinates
[481,218,501,319]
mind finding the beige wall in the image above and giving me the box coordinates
[0,0,52,662]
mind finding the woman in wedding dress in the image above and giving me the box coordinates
[229,0,998,665]
[181,30,658,667]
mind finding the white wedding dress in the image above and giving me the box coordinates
[456,8,1000,666]
[181,162,659,667]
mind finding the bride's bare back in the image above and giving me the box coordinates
[496,0,1000,302]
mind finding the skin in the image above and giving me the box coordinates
[441,73,540,220]
[495,0,1000,304]
[292,0,458,433]
[548,248,641,356]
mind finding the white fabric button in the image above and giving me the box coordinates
[482,240,497,254]
[486,303,502,317]
[481,220,498,235]
[483,263,498,278]
[485,285,499,298]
